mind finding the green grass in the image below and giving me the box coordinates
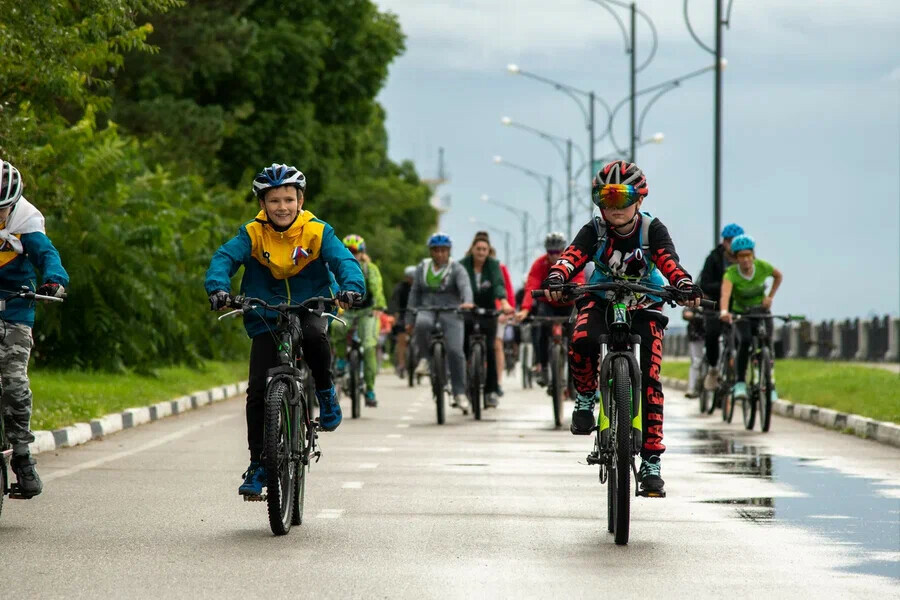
[662,359,900,424]
[29,361,246,431]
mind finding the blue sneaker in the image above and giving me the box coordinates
[733,382,748,400]
[239,462,266,496]
[335,358,347,375]
[317,386,342,431]
[365,389,377,407]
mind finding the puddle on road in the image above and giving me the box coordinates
[688,430,900,580]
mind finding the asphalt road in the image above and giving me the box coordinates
[1,367,898,599]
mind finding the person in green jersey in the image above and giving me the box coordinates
[331,234,386,407]
[718,234,783,401]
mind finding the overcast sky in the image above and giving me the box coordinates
[374,0,899,321]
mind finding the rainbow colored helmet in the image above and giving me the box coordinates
[721,223,744,239]
[342,234,366,253]
[730,234,755,253]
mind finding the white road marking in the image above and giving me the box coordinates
[386,434,403,439]
[316,509,345,519]
[370,447,394,453]
[358,463,379,469]
[342,481,364,489]
[400,416,413,421]
[396,423,410,429]
[43,413,237,482]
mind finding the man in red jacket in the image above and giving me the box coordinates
[515,232,584,385]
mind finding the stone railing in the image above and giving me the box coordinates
[666,315,900,363]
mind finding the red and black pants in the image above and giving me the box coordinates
[568,298,668,459]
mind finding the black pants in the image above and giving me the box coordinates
[246,313,332,462]
[568,298,669,459]
[736,308,772,383]
[704,313,722,368]
[532,302,574,367]
[464,314,498,394]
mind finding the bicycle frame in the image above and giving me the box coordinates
[596,301,643,457]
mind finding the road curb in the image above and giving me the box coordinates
[659,375,900,449]
[31,381,247,456]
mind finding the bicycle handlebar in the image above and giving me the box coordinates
[531,281,717,310]
[733,313,806,322]
[217,295,344,324]
[0,287,66,311]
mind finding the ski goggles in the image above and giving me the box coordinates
[594,184,641,210]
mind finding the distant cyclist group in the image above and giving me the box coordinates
[1,156,785,520]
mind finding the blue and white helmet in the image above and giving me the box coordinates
[730,234,755,253]
[427,232,452,248]
[252,163,307,199]
[0,159,24,210]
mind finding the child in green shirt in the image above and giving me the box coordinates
[719,235,783,400]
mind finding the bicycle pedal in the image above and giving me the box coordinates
[586,452,602,466]
[242,493,266,502]
[639,489,666,499]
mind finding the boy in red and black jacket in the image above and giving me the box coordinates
[540,160,701,496]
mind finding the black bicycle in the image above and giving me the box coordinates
[462,307,499,421]
[535,280,714,545]
[218,294,344,535]
[410,307,462,424]
[701,323,738,421]
[336,321,364,419]
[520,323,534,389]
[732,313,804,432]
[525,314,573,428]
[0,288,65,516]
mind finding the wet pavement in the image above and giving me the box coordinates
[687,428,900,580]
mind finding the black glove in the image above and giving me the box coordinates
[208,290,231,311]
[541,272,565,290]
[337,291,363,308]
[37,282,65,298]
[676,280,703,302]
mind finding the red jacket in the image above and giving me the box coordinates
[521,254,585,312]
[496,263,514,308]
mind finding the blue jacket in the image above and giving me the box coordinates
[205,209,365,338]
[0,232,69,327]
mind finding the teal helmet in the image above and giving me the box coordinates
[730,234,755,253]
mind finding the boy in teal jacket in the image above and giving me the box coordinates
[205,163,364,496]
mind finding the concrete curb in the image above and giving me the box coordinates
[660,375,900,449]
[31,381,247,456]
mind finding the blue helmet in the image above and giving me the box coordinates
[427,232,452,248]
[721,223,744,239]
[252,163,306,198]
[730,234,755,253]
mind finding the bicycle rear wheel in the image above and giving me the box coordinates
[521,343,532,389]
[612,357,632,546]
[550,344,564,428]
[432,343,446,425]
[759,348,773,432]
[698,360,710,413]
[264,381,295,536]
[742,356,758,430]
[721,349,736,423]
[291,400,307,526]
[469,343,483,421]
[349,348,361,419]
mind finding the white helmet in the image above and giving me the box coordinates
[0,160,24,209]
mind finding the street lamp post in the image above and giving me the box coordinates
[685,0,735,245]
[492,156,564,234]
[500,117,586,237]
[481,194,529,274]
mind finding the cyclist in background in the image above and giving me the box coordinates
[205,163,364,496]
[331,234,386,408]
[460,232,515,408]
[719,234,783,402]
[408,233,474,412]
[491,246,515,397]
[388,265,416,376]
[515,232,584,386]
[0,159,69,498]
[682,307,706,398]
[542,161,701,497]
[698,223,743,391]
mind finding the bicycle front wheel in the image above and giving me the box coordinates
[469,342,483,421]
[612,357,632,546]
[291,400,307,526]
[264,380,295,536]
[550,344,564,428]
[759,348,773,432]
[406,344,416,388]
[742,357,758,430]
[432,343,446,425]
[521,344,532,389]
[349,348,361,419]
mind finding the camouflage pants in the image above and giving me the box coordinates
[0,323,34,454]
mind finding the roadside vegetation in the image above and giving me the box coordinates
[663,359,900,423]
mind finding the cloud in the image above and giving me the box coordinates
[886,66,900,82]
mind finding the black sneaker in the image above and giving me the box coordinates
[535,368,548,387]
[570,391,596,435]
[12,454,43,497]
[485,393,499,408]
[639,455,666,497]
